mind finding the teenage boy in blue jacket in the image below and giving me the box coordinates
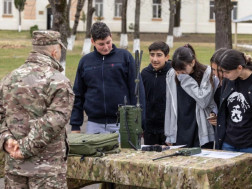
[141,41,171,145]
[70,22,145,135]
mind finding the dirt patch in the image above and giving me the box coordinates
[0,44,26,49]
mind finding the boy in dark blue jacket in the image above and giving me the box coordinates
[70,22,145,135]
[141,41,171,145]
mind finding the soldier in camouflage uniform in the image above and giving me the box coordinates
[0,31,74,189]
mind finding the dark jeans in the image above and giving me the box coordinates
[222,142,252,153]
[144,131,166,145]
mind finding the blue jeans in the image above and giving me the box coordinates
[222,142,252,153]
[86,121,120,142]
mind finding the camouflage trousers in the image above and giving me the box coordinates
[4,173,68,189]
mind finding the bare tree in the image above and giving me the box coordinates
[68,0,85,50]
[120,0,128,49]
[166,0,176,48]
[215,0,233,50]
[82,0,95,55]
[66,0,71,25]
[14,0,26,32]
[49,0,70,75]
[133,0,141,52]
[173,0,181,37]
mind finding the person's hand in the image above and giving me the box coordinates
[4,138,19,154]
[207,113,217,126]
[11,149,24,159]
[175,70,187,75]
[208,118,217,126]
[71,130,81,133]
[165,142,173,146]
[4,138,24,159]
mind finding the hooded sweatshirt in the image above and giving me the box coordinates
[165,66,215,146]
[141,61,171,134]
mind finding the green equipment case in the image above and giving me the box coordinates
[68,133,119,157]
[119,50,143,150]
[119,105,142,149]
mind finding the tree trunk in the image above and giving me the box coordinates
[215,0,233,50]
[174,0,182,37]
[72,0,85,35]
[66,0,71,33]
[82,0,95,55]
[133,0,140,52]
[120,0,128,49]
[68,0,85,51]
[18,10,21,32]
[49,0,70,75]
[66,0,72,50]
[167,0,176,48]
[86,0,95,38]
[174,0,180,27]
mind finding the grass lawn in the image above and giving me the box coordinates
[0,30,251,84]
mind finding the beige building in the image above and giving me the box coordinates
[1,0,252,34]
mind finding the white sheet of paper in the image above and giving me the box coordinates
[193,150,244,159]
[169,145,186,149]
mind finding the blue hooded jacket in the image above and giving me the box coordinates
[70,44,145,130]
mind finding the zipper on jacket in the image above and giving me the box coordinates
[152,71,158,105]
[102,56,108,127]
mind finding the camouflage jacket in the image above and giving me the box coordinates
[0,51,74,177]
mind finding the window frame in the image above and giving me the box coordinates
[209,1,215,20]
[152,0,161,19]
[209,0,238,21]
[95,0,103,17]
[3,0,12,15]
[231,1,237,20]
[114,0,122,18]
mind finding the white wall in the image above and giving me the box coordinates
[1,0,252,34]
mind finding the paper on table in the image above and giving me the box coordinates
[141,144,186,150]
[169,145,186,149]
[193,150,244,159]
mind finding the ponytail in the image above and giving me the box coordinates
[244,53,252,69]
[220,49,252,71]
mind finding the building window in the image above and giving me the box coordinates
[210,1,237,20]
[95,0,103,17]
[3,0,12,15]
[209,1,215,20]
[114,0,122,18]
[232,2,237,20]
[153,0,161,19]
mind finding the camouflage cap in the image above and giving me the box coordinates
[32,30,66,50]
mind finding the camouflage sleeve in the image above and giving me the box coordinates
[0,82,13,151]
[19,76,74,158]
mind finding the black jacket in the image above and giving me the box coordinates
[70,44,145,129]
[215,78,252,149]
[141,61,171,134]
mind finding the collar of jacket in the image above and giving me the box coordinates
[25,51,64,72]
[93,44,117,58]
[146,61,171,74]
[220,78,236,104]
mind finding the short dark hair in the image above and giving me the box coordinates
[90,22,111,41]
[148,41,170,56]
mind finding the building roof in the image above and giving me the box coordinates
[234,14,252,23]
